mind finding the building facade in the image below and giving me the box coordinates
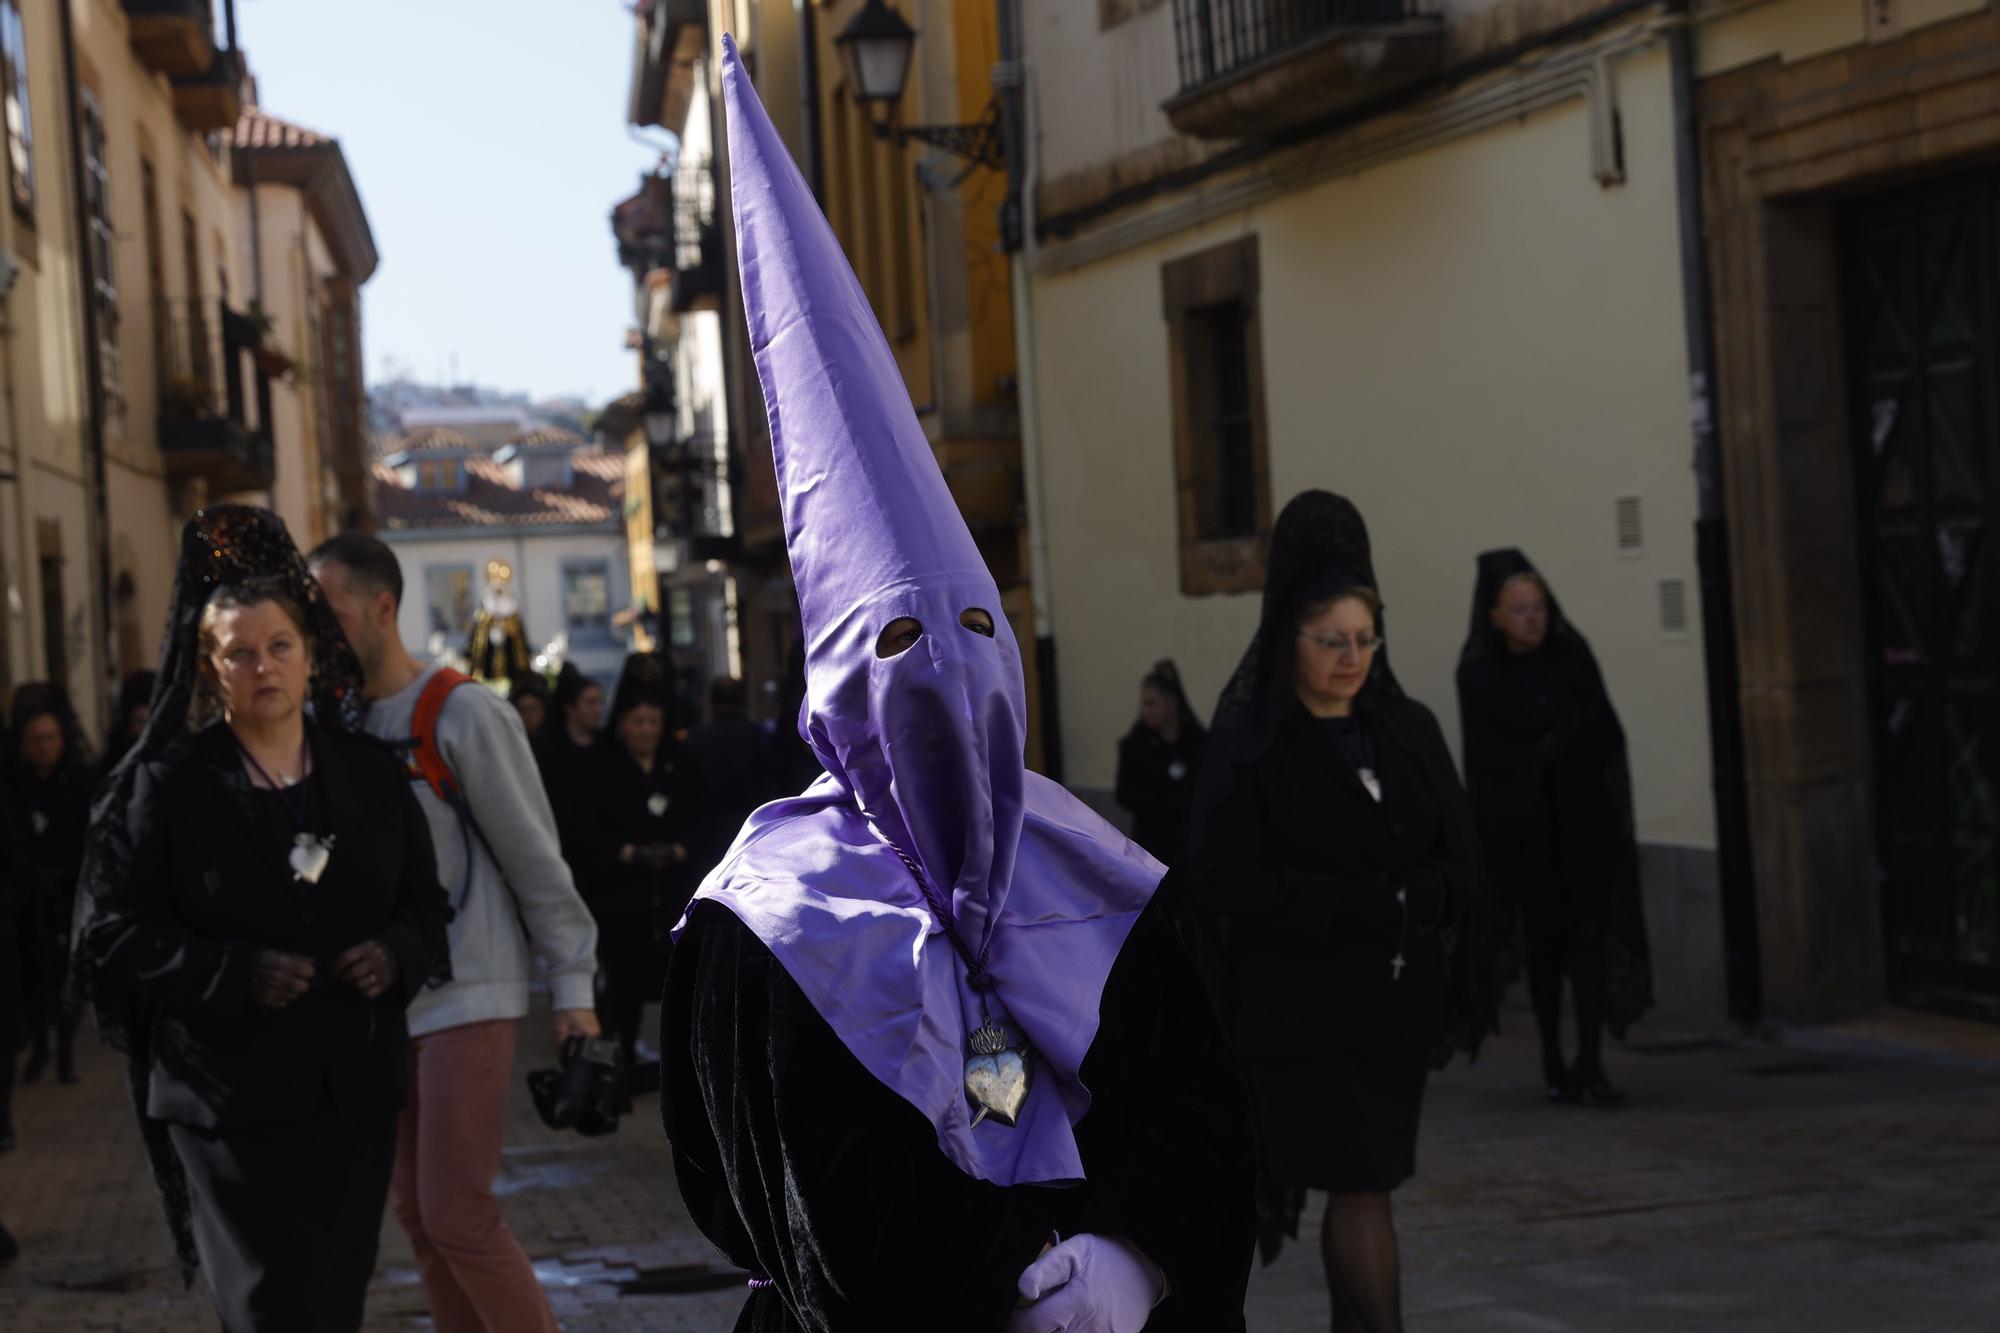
[0,0,374,738]
[1015,0,1997,1026]
[633,0,1044,758]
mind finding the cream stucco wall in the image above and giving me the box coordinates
[1697,0,1991,77]
[382,528,632,687]
[0,1,93,713]
[1030,47,1717,854]
[240,182,336,549]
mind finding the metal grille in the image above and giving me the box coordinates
[1657,578,1688,636]
[1616,494,1644,552]
[1170,0,1414,92]
[674,155,716,274]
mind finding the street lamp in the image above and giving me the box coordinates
[833,0,916,108]
[832,0,1004,174]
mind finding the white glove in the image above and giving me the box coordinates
[1004,1233,1166,1333]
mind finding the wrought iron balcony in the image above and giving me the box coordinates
[123,0,217,78]
[1164,0,1443,140]
[629,0,707,137]
[672,156,723,315]
[155,298,275,493]
[650,430,736,559]
[171,45,245,133]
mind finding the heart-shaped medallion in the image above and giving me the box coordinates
[647,792,669,817]
[289,834,334,885]
[964,1020,1029,1129]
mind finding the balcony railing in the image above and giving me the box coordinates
[1164,0,1441,139]
[171,45,245,133]
[156,297,275,493]
[651,431,735,559]
[123,0,217,78]
[671,156,723,314]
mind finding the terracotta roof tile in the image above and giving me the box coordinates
[393,427,477,455]
[372,446,626,532]
[226,107,330,152]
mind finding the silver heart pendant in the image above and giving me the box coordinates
[647,793,669,817]
[289,833,335,885]
[964,1021,1029,1129]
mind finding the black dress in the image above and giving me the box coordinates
[82,722,451,1332]
[1115,723,1205,866]
[576,740,696,1065]
[663,892,1257,1332]
[16,764,90,1071]
[1194,695,1477,1196]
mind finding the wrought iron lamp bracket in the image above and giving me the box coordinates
[869,97,1005,172]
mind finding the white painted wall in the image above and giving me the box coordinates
[1030,49,1718,852]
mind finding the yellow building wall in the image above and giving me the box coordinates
[69,0,244,685]
[260,185,331,549]
[1029,48,1717,854]
[0,4,94,709]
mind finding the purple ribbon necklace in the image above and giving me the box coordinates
[236,735,335,885]
[887,841,1033,1130]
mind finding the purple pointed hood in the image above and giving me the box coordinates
[678,37,1162,1185]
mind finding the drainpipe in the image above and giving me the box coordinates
[58,0,116,712]
[994,0,1061,781]
[1667,1,1760,1025]
[796,0,825,202]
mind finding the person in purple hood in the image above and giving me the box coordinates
[659,38,1255,1333]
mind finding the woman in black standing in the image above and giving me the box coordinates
[1456,549,1651,1105]
[1192,491,1488,1333]
[11,684,93,1086]
[577,655,693,1075]
[1115,660,1207,867]
[72,506,452,1331]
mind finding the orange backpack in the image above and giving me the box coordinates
[405,666,474,804]
[402,667,486,912]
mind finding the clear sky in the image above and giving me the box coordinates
[236,0,669,406]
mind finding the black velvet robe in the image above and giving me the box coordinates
[662,893,1257,1332]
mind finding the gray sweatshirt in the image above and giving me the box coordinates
[366,664,599,1038]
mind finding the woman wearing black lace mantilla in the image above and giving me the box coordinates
[1190,491,1493,1333]
[71,506,452,1332]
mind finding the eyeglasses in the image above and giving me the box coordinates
[1297,631,1384,658]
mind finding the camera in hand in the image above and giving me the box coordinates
[527,1035,629,1136]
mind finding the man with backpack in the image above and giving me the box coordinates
[311,534,598,1333]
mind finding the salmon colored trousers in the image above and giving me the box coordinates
[390,1018,558,1333]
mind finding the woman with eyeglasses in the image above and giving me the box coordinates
[1191,491,1489,1333]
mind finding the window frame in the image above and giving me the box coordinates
[80,86,121,426]
[1161,234,1271,596]
[424,563,476,641]
[2,0,35,225]
[561,557,615,644]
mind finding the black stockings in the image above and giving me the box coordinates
[1527,926,1606,1083]
[1321,1191,1403,1333]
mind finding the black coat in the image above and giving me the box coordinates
[680,713,771,873]
[1115,724,1204,867]
[1194,694,1480,1061]
[663,893,1256,1333]
[1456,644,1631,927]
[575,740,698,980]
[82,723,451,1130]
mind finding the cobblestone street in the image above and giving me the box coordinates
[4,1002,1998,1331]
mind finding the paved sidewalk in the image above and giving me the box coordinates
[4,1001,1999,1331]
[0,1005,742,1332]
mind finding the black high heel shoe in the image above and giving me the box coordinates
[1543,1058,1581,1104]
[1576,1069,1627,1108]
